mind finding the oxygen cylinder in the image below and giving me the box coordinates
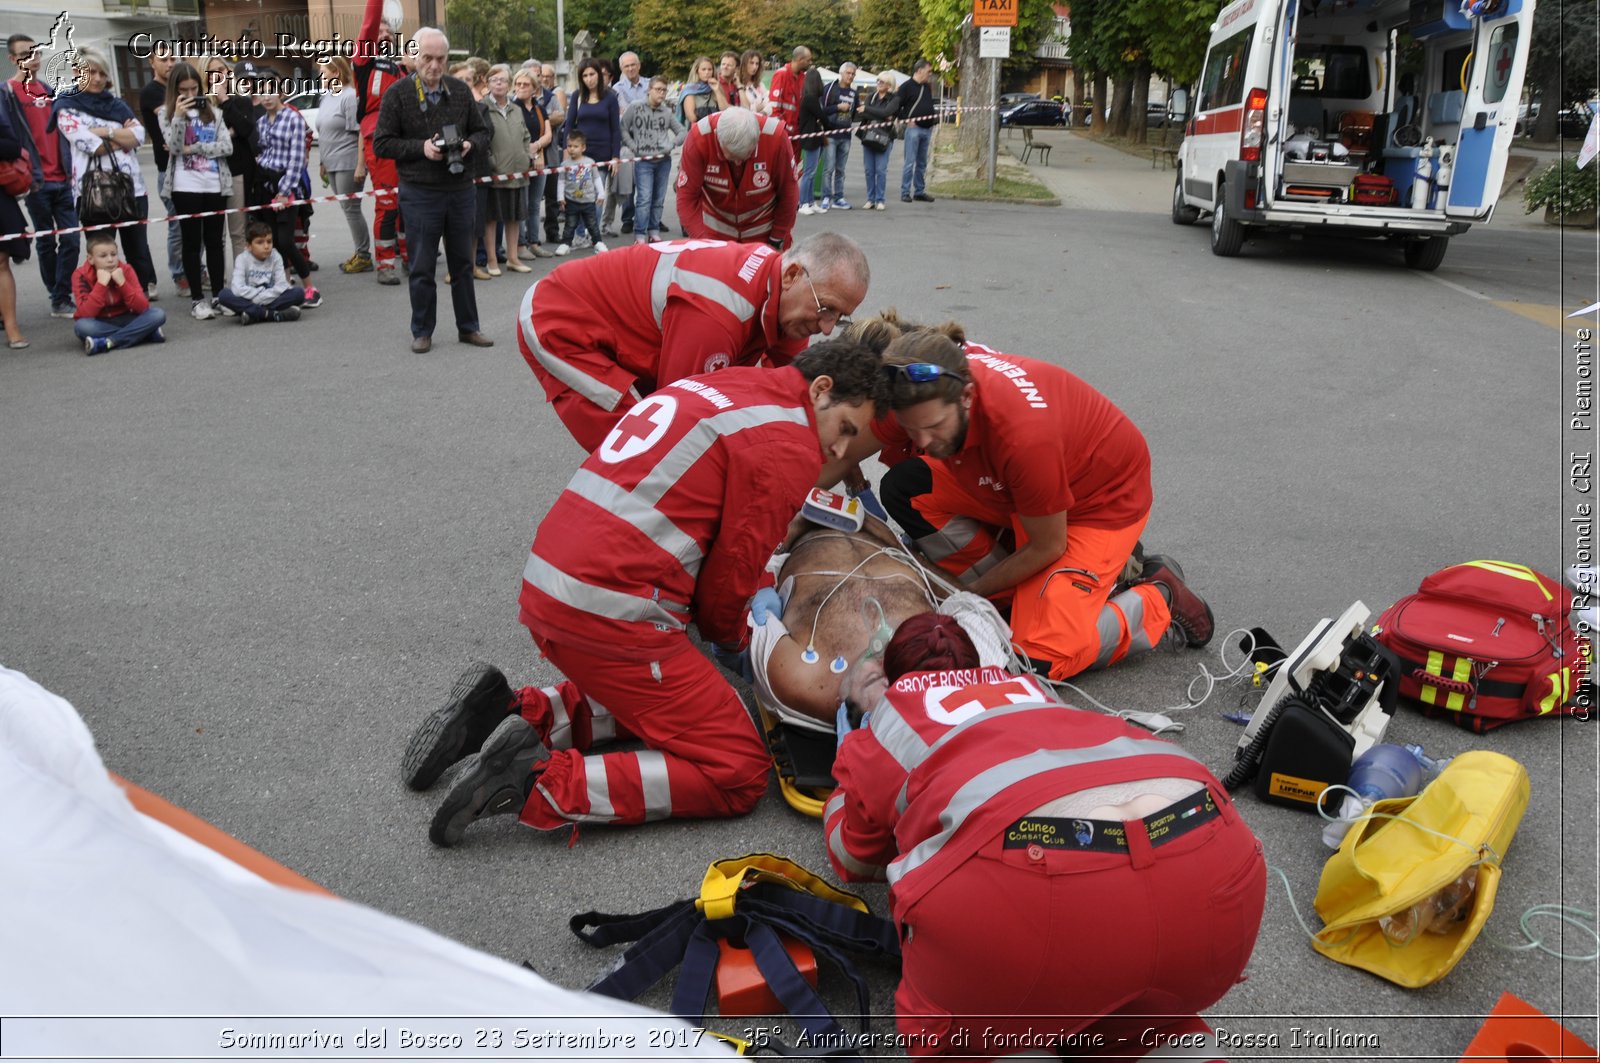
[1431,147,1453,209]
[1411,137,1435,208]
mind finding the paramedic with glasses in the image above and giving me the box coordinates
[873,329,1217,681]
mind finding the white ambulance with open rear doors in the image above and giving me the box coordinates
[1170,0,1534,270]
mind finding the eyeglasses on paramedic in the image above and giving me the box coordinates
[799,265,851,328]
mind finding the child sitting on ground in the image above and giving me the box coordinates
[72,233,168,356]
[216,222,307,324]
[555,130,607,256]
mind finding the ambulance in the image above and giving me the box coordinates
[1170,0,1535,270]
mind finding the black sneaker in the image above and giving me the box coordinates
[429,716,548,847]
[914,192,936,202]
[621,220,634,234]
[1136,554,1214,648]
[402,662,516,790]
[901,194,913,202]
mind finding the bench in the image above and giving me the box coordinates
[1151,126,1183,170]
[1021,127,1052,166]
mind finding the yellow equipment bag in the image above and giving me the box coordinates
[1312,750,1529,988]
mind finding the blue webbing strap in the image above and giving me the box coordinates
[573,900,701,1000]
[669,919,723,1021]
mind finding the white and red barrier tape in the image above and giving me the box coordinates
[0,107,1025,243]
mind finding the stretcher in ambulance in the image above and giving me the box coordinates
[1170,0,1534,270]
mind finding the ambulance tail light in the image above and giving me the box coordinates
[1240,88,1269,162]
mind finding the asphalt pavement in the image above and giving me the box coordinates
[2,138,1597,1061]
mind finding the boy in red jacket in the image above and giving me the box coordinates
[73,233,168,355]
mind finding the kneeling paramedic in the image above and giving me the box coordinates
[826,613,1266,1060]
[406,341,888,844]
[874,329,1215,681]
[518,232,869,453]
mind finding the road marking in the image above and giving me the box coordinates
[1424,273,1492,301]
[1491,300,1569,332]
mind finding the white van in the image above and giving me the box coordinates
[1171,0,1535,270]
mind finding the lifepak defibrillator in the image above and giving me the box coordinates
[1222,602,1400,812]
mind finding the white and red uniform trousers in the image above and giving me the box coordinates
[675,112,799,248]
[515,366,824,827]
[877,344,1170,681]
[825,668,1266,1060]
[517,239,805,452]
[354,2,408,272]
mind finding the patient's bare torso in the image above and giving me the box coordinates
[767,527,937,722]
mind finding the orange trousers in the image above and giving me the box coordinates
[884,457,1170,680]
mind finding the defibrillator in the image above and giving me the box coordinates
[1222,602,1401,812]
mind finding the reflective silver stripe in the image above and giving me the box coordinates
[700,212,742,237]
[644,404,809,504]
[890,700,1078,815]
[696,115,714,136]
[828,822,884,879]
[568,468,704,571]
[589,696,618,744]
[522,552,688,631]
[1092,593,1134,671]
[519,280,627,411]
[823,790,846,822]
[673,269,757,323]
[888,736,1202,885]
[759,116,782,137]
[542,685,572,750]
[637,750,673,821]
[649,249,679,326]
[726,202,776,224]
[584,757,616,819]
[1116,587,1158,659]
[869,703,931,774]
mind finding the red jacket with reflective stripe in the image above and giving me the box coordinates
[520,239,805,401]
[767,65,803,136]
[520,366,822,654]
[353,0,406,135]
[873,342,1153,527]
[675,113,798,248]
[824,668,1217,914]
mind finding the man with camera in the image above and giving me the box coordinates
[372,26,494,353]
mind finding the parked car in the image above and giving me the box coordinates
[999,99,1067,127]
[1558,100,1598,140]
[285,89,326,144]
[998,92,1041,109]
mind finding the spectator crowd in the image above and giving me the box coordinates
[0,17,944,354]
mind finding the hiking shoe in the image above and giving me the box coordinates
[271,306,302,322]
[376,267,401,286]
[341,252,374,274]
[1136,554,1214,648]
[403,663,517,790]
[429,715,548,847]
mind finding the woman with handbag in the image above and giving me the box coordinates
[511,67,555,259]
[161,62,233,321]
[50,47,157,299]
[856,74,899,211]
[0,96,31,348]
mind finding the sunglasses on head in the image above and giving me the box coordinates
[884,362,968,385]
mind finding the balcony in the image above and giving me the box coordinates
[1035,40,1070,61]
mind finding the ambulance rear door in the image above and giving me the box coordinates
[1445,0,1535,221]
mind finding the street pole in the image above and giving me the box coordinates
[987,56,998,192]
[555,0,566,66]
[527,5,536,62]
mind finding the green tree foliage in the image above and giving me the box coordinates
[565,0,639,62]
[779,0,858,66]
[918,0,1058,82]
[631,0,739,78]
[1528,0,1598,140]
[445,0,532,60]
[855,0,926,73]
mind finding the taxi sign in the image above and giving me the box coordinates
[974,0,1018,28]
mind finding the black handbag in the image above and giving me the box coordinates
[77,151,136,224]
[858,124,893,151]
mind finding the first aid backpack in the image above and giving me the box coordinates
[1372,561,1589,732]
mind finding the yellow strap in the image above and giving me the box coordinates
[697,852,870,921]
[1461,560,1555,602]
[1421,651,1444,705]
[1445,656,1472,712]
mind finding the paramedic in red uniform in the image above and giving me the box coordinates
[675,107,799,248]
[766,47,810,139]
[406,341,888,844]
[874,328,1215,681]
[825,613,1265,1061]
[353,0,408,283]
[518,232,868,452]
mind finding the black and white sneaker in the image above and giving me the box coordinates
[429,716,548,847]
[402,662,516,790]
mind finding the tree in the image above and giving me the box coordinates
[630,0,739,78]
[855,0,926,73]
[445,0,532,60]
[1528,0,1599,141]
[565,0,640,64]
[778,0,857,67]
[918,0,1058,84]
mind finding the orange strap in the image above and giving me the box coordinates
[110,772,333,896]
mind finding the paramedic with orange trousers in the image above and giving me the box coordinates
[826,613,1266,1060]
[873,329,1216,681]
